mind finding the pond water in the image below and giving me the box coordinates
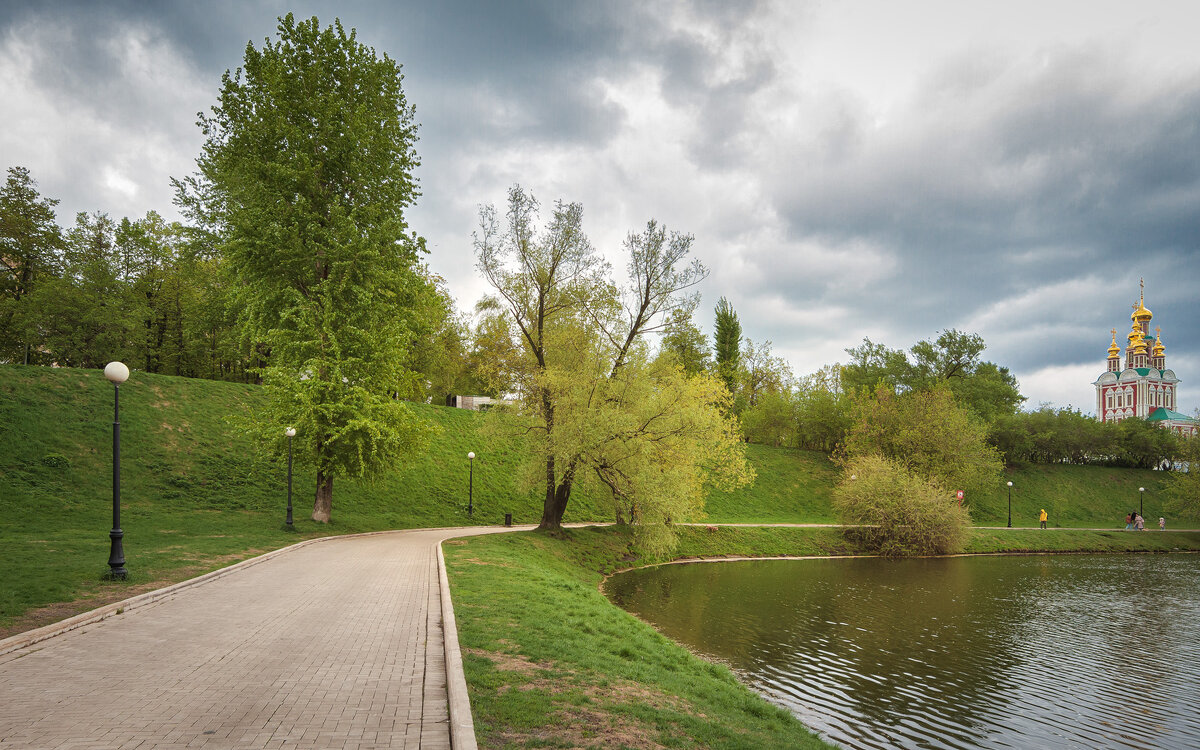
[605,554,1200,749]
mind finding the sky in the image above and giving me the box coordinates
[2,0,1198,416]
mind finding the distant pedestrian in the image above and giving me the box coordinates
[1039,508,1048,529]
[1125,513,1133,531]
[1159,517,1166,531]
[1135,513,1145,531]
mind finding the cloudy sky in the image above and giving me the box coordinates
[3,0,1198,415]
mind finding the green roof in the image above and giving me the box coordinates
[1146,408,1195,422]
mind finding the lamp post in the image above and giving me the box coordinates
[1007,481,1013,528]
[467,452,475,517]
[285,427,296,526]
[104,362,129,580]
[1139,486,1145,518]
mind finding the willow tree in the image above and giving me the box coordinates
[475,186,750,537]
[175,14,431,522]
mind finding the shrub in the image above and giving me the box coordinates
[40,453,69,469]
[833,453,970,556]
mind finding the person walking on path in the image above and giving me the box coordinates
[1039,509,1048,529]
[1135,513,1145,531]
[1160,517,1166,531]
[1125,512,1133,531]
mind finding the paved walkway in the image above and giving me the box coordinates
[0,526,519,750]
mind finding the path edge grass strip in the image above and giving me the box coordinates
[439,540,480,750]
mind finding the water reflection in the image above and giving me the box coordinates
[606,555,1200,750]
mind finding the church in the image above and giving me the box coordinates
[1093,282,1197,436]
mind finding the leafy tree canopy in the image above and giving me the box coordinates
[838,383,1003,501]
[475,186,748,541]
[176,14,432,522]
[842,329,1024,421]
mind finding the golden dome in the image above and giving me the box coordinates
[1128,321,1142,343]
[1154,329,1166,356]
[1131,280,1153,322]
[1107,329,1121,357]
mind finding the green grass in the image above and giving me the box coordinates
[0,364,608,633]
[445,526,834,750]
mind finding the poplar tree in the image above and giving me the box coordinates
[713,296,741,395]
[175,14,431,522]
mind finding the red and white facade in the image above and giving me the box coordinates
[1093,283,1196,436]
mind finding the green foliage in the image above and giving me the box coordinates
[0,166,64,364]
[738,337,793,409]
[24,212,147,368]
[657,306,710,376]
[833,454,972,556]
[713,296,741,396]
[740,390,797,447]
[179,14,431,521]
[475,187,736,538]
[39,453,69,469]
[988,405,1181,468]
[840,384,1003,499]
[1164,437,1200,516]
[842,330,1024,421]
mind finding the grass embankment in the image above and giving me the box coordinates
[447,524,1200,749]
[0,364,608,634]
[445,525,835,750]
[3,363,1195,636]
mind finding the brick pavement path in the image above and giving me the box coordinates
[0,527,513,750]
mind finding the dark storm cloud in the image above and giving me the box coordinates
[753,46,1200,375]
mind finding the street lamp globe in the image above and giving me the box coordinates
[104,361,130,384]
[1007,481,1013,487]
[468,451,475,460]
[285,427,296,437]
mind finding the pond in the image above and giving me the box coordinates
[605,554,1200,749]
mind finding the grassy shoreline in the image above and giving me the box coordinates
[445,525,1200,749]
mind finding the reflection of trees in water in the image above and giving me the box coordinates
[606,555,1200,750]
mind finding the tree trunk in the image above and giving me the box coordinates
[537,461,574,530]
[312,471,333,523]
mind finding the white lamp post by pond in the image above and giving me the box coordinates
[1139,486,1145,518]
[104,362,129,579]
[285,427,297,526]
[1007,481,1013,528]
[467,452,475,517]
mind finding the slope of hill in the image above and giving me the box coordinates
[2,364,1192,633]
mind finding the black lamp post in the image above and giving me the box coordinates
[467,451,475,517]
[285,427,296,526]
[104,361,129,580]
[1139,486,1145,518]
[1007,481,1013,528]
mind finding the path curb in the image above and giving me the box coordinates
[438,541,479,750]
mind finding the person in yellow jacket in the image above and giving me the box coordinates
[1039,508,1048,529]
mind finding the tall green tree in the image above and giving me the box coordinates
[0,166,63,364]
[842,329,1023,420]
[713,296,741,396]
[476,186,745,535]
[176,14,432,522]
[657,307,710,376]
[26,212,145,367]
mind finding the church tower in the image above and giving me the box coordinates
[1093,280,1196,436]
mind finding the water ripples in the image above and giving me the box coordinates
[607,555,1200,750]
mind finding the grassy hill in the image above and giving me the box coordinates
[1,364,1194,633]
